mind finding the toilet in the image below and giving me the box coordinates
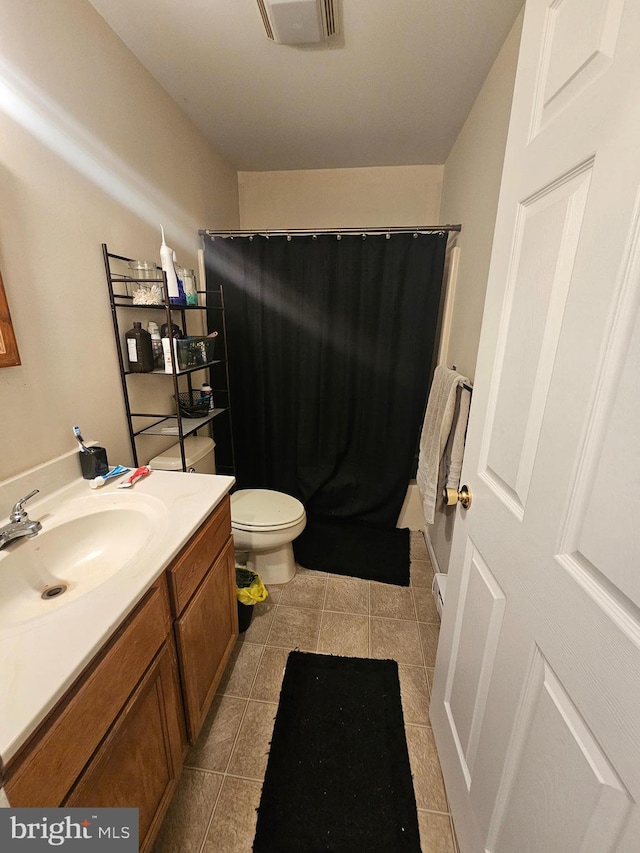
[148,436,216,474]
[231,489,306,584]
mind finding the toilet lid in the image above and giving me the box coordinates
[231,489,305,530]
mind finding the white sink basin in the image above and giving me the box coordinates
[0,505,160,628]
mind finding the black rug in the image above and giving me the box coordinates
[253,652,421,853]
[293,521,410,586]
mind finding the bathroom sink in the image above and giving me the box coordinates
[0,507,158,628]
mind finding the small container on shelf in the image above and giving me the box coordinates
[163,336,217,372]
[179,336,217,369]
[175,390,211,418]
[127,260,163,305]
[177,267,199,306]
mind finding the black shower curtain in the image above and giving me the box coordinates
[205,232,446,529]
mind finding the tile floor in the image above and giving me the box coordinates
[154,531,458,853]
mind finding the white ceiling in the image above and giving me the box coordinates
[88,0,523,172]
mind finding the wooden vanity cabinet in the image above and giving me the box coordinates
[166,494,238,742]
[3,493,236,850]
[5,575,185,853]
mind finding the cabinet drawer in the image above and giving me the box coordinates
[5,577,171,807]
[166,495,232,615]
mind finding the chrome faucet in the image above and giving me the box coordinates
[0,489,42,551]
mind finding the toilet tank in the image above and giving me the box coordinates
[149,436,216,474]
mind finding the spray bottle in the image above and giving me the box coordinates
[160,226,185,304]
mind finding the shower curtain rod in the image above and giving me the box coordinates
[200,225,461,239]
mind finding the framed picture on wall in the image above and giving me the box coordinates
[0,268,21,367]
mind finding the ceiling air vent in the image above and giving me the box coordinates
[256,0,339,45]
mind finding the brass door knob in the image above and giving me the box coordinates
[443,485,472,509]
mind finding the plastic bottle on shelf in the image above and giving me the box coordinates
[125,322,154,373]
[147,321,164,370]
[201,384,214,410]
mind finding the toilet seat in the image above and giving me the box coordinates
[231,489,305,532]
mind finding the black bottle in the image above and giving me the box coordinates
[125,322,154,372]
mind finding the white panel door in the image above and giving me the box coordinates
[430,1,640,850]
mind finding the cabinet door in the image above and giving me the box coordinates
[175,538,238,741]
[64,639,184,853]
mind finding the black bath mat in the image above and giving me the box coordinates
[253,652,420,853]
[293,520,410,585]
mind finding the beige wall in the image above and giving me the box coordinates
[439,10,524,382]
[428,9,524,572]
[238,166,444,229]
[0,0,239,480]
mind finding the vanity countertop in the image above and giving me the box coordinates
[0,469,234,764]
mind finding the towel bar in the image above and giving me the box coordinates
[449,365,473,394]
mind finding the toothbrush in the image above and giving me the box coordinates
[73,426,90,453]
[117,466,151,489]
[89,465,130,489]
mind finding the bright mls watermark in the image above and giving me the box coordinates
[0,808,138,850]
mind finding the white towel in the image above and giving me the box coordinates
[417,366,470,525]
[446,386,472,490]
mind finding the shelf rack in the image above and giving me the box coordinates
[102,243,235,474]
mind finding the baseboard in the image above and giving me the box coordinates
[432,573,447,619]
[422,525,441,575]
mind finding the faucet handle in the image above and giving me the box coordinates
[10,489,40,522]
